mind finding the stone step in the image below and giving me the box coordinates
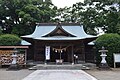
[29,63,96,70]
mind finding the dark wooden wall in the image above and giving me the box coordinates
[85,45,95,63]
[27,40,95,63]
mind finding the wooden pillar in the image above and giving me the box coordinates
[81,41,85,63]
[33,41,42,61]
[33,41,36,61]
[82,47,85,63]
[67,47,71,62]
[71,45,74,65]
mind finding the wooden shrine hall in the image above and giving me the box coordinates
[21,23,97,64]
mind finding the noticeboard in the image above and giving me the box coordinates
[113,53,120,68]
[114,54,120,62]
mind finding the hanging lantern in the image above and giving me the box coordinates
[55,50,57,52]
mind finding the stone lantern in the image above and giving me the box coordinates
[8,48,20,70]
[99,46,110,70]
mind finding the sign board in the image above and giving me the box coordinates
[114,54,120,62]
[45,46,50,60]
[113,53,120,68]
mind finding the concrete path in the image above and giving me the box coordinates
[22,70,97,80]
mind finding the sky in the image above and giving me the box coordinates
[52,0,84,8]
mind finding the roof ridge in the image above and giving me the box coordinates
[37,23,80,26]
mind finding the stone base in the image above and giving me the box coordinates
[7,64,20,71]
[98,63,111,70]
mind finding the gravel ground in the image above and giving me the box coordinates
[0,69,34,80]
[0,68,120,80]
[85,68,120,80]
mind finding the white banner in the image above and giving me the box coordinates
[45,46,50,60]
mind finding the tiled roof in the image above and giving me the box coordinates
[21,23,97,40]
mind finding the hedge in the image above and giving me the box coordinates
[0,34,21,46]
[95,33,120,67]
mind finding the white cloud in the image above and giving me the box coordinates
[52,0,84,8]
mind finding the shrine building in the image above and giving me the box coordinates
[21,23,97,64]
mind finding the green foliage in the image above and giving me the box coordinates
[0,0,57,36]
[11,24,34,36]
[95,33,120,66]
[0,34,21,45]
[1,0,120,36]
[55,0,120,35]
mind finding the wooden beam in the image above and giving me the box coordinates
[0,46,29,49]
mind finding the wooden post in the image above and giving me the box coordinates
[71,45,74,65]
[114,62,116,68]
[81,41,85,63]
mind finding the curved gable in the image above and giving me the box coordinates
[42,25,76,37]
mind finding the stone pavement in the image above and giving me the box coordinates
[86,68,120,80]
[1,68,120,80]
[0,69,33,80]
[22,70,97,80]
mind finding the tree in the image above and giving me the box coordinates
[55,0,120,35]
[0,0,57,36]
[81,0,120,34]
[54,1,101,35]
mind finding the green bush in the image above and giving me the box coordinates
[95,33,120,67]
[0,34,21,46]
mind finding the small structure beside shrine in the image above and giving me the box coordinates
[0,46,29,66]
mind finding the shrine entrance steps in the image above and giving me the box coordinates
[28,63,96,70]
